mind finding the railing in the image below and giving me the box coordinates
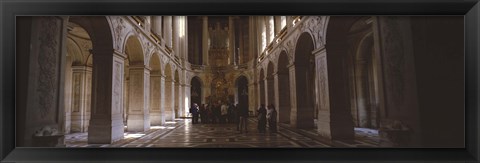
[132,16,145,28]
[258,16,305,63]
[149,31,161,45]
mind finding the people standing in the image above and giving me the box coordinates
[228,103,235,124]
[190,103,199,124]
[257,104,267,133]
[213,102,221,124]
[238,103,248,133]
[267,104,277,133]
[221,102,228,124]
[235,104,240,131]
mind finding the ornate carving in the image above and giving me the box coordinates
[144,72,150,110]
[36,17,61,119]
[317,55,328,111]
[72,73,81,112]
[113,61,123,113]
[381,17,406,106]
[114,17,126,51]
[86,74,92,112]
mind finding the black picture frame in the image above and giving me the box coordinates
[1,0,479,162]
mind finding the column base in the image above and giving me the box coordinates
[127,114,151,132]
[88,116,124,144]
[150,112,164,126]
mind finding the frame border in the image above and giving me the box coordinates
[1,0,479,162]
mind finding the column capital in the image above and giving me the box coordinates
[113,49,127,59]
[312,46,327,58]
[129,65,149,71]
[287,63,295,68]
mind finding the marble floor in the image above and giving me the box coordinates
[65,118,379,148]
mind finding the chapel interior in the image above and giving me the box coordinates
[16,16,464,148]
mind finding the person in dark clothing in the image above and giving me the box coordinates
[212,103,221,124]
[206,104,212,124]
[228,103,235,124]
[199,104,206,124]
[235,104,240,131]
[190,103,199,124]
[267,104,277,133]
[238,103,249,133]
[257,104,267,133]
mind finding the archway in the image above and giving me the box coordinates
[190,76,202,109]
[125,35,150,132]
[164,63,175,121]
[352,33,379,129]
[235,75,249,110]
[277,51,291,124]
[149,53,163,125]
[292,32,315,129]
[64,22,93,134]
[68,16,124,144]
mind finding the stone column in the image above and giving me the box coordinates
[88,49,125,144]
[229,16,235,65]
[174,81,180,118]
[263,78,269,107]
[248,82,256,115]
[126,65,151,132]
[267,16,274,44]
[84,69,92,132]
[273,72,280,122]
[183,84,191,117]
[266,77,275,106]
[257,79,262,109]
[17,16,68,146]
[159,75,166,124]
[165,79,175,121]
[375,17,421,147]
[202,16,209,65]
[172,16,179,55]
[259,17,266,53]
[274,16,281,36]
[70,66,92,133]
[164,16,173,48]
[314,47,354,140]
[287,63,298,128]
[152,16,162,37]
[249,16,257,61]
[150,74,162,125]
[63,57,73,134]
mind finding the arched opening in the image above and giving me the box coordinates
[149,53,163,125]
[337,17,381,137]
[190,76,202,109]
[293,32,315,129]
[174,70,180,118]
[277,51,291,124]
[259,68,266,109]
[124,35,150,132]
[235,75,249,110]
[352,33,379,129]
[68,16,124,144]
[64,22,93,134]
[266,62,275,106]
[164,63,175,121]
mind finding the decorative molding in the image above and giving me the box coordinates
[113,17,127,51]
